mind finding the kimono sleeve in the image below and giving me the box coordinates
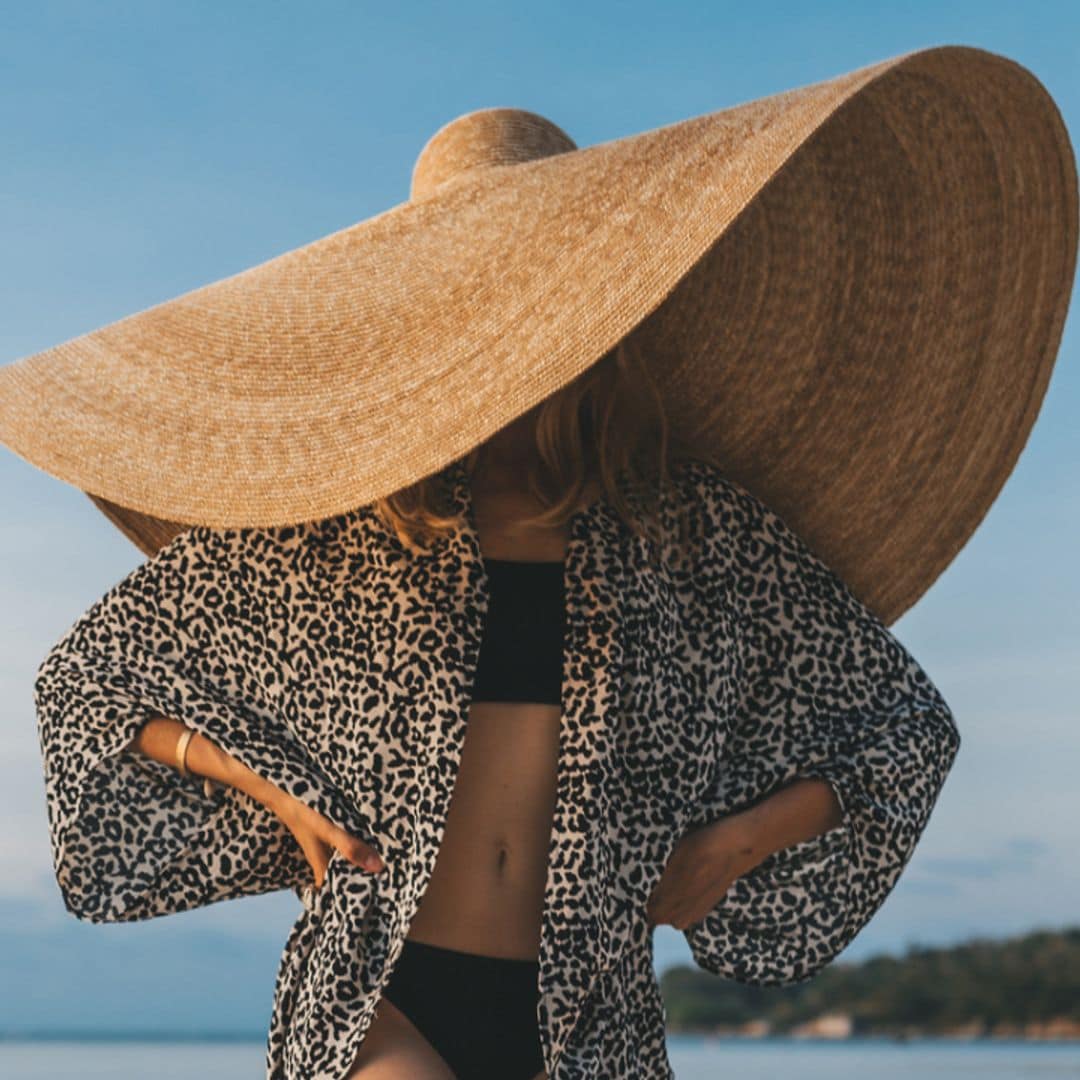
[682,470,961,983]
[33,523,360,924]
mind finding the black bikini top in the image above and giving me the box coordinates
[470,556,564,707]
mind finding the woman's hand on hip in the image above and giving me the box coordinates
[274,794,386,890]
[644,815,758,932]
[645,778,843,931]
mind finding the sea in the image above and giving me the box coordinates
[2,1036,1079,1078]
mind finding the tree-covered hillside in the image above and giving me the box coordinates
[661,926,1080,1038]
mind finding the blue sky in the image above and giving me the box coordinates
[1,0,1077,1035]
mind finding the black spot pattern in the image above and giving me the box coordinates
[32,456,960,1078]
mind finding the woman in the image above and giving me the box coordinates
[12,45,1072,1080]
[117,340,850,1080]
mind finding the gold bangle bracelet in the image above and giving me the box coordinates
[175,728,195,778]
[176,726,221,798]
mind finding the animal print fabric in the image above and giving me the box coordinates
[32,456,960,1078]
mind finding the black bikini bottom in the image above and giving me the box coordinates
[380,937,545,1080]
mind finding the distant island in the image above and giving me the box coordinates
[661,925,1080,1040]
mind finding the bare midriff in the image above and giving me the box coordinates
[402,698,562,961]
[401,471,602,963]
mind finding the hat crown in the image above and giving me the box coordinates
[410,107,577,200]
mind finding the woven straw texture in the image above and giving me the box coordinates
[0,43,1075,625]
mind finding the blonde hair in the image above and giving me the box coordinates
[371,339,713,557]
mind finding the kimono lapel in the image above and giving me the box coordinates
[433,457,630,1071]
[295,458,693,1077]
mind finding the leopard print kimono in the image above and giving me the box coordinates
[32,456,961,1078]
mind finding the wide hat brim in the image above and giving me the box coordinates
[0,43,1076,626]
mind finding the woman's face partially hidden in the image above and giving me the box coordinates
[475,404,544,477]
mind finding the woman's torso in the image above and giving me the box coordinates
[401,475,601,961]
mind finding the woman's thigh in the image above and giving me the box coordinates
[343,996,456,1079]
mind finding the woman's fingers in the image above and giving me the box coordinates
[280,796,388,889]
[297,836,333,890]
[328,823,385,873]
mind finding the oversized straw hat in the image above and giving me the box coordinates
[0,44,1076,625]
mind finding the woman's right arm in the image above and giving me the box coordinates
[126,717,386,887]
[36,523,385,921]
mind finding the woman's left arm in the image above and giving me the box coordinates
[647,777,841,930]
[666,466,961,983]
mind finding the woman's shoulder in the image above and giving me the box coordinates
[673,455,761,513]
[150,501,381,577]
[668,455,763,543]
[672,455,801,549]
[139,520,310,584]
